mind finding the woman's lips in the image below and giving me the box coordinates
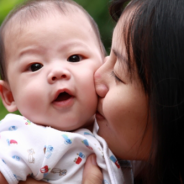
[96,111,105,120]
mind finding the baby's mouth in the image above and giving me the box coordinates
[54,92,72,102]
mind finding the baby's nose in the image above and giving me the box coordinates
[48,68,71,84]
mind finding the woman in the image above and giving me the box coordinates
[84,0,184,183]
[22,0,184,183]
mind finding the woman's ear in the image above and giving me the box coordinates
[0,80,18,112]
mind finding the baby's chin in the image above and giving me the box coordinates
[23,112,95,132]
[70,116,95,132]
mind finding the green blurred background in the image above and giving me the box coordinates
[0,0,115,119]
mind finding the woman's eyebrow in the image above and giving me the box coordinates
[112,48,128,66]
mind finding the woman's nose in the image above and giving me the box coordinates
[47,68,71,84]
[104,56,110,63]
[94,58,109,98]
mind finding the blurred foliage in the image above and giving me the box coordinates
[0,0,115,119]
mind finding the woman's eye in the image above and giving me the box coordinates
[29,63,43,72]
[111,71,123,83]
[67,55,83,62]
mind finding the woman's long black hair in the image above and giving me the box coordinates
[110,0,184,183]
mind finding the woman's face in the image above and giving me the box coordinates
[95,13,152,160]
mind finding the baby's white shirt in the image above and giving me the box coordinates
[0,114,124,184]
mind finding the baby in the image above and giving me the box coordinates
[0,0,123,183]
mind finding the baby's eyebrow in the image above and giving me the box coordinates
[19,47,44,57]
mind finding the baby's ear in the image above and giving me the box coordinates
[0,80,17,112]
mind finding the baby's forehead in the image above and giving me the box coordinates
[5,2,81,29]
[2,2,94,58]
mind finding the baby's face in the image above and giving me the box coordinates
[4,10,103,130]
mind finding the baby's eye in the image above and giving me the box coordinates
[67,54,83,62]
[29,63,43,72]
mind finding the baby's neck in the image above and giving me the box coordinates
[70,124,93,132]
[83,123,94,132]
[82,117,95,132]
[71,118,94,132]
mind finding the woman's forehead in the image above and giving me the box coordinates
[112,12,129,56]
[112,8,133,44]
[112,7,140,80]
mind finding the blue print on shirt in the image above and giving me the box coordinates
[44,145,54,159]
[12,155,21,161]
[84,132,95,137]
[9,126,18,131]
[62,134,72,145]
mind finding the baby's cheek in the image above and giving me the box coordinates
[92,59,103,73]
[96,62,103,71]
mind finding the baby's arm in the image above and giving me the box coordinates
[19,178,47,184]
[0,171,47,184]
[0,172,8,184]
[0,172,46,184]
